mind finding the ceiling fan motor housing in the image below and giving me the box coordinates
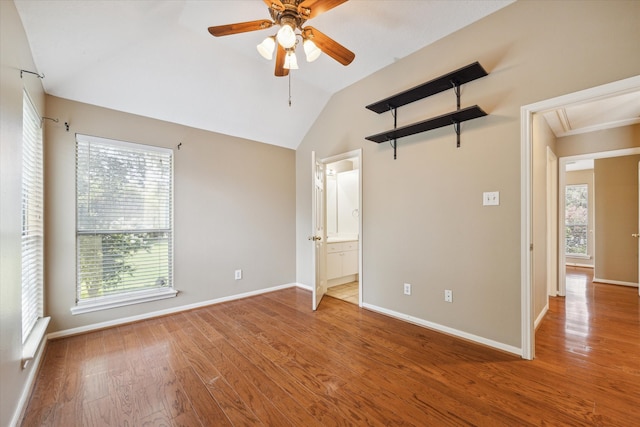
[269,0,307,30]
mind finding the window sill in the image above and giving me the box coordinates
[566,254,591,260]
[70,288,178,315]
[22,316,51,369]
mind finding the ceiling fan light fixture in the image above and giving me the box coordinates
[257,36,276,60]
[276,24,297,49]
[303,39,321,62]
[283,50,299,70]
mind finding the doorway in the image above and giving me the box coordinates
[312,149,363,309]
[558,149,640,295]
[521,74,640,360]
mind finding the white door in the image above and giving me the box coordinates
[637,161,640,296]
[310,152,327,310]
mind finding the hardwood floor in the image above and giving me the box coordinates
[326,281,358,305]
[22,269,639,426]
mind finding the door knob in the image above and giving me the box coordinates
[633,233,640,238]
[308,236,322,241]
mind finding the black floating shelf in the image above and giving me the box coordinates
[366,62,488,114]
[365,105,487,143]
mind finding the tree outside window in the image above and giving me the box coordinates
[565,184,588,256]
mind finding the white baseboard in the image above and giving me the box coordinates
[361,303,522,357]
[534,303,549,330]
[295,282,312,291]
[593,278,639,288]
[328,275,358,287]
[48,283,300,339]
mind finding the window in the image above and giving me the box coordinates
[73,134,175,314]
[21,90,44,343]
[565,184,588,256]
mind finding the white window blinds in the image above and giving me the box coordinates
[21,90,44,343]
[76,134,173,302]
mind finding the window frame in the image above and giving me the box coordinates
[71,134,176,315]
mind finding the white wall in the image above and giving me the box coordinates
[0,2,46,426]
[296,0,640,350]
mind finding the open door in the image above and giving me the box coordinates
[310,152,327,310]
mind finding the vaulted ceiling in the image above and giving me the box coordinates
[15,0,515,149]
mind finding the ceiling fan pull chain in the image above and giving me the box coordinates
[288,72,292,107]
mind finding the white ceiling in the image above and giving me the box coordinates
[14,0,514,149]
[542,90,640,138]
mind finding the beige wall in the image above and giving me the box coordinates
[594,155,640,284]
[0,2,47,426]
[532,115,557,321]
[44,96,296,332]
[556,124,640,157]
[565,170,595,267]
[296,0,640,349]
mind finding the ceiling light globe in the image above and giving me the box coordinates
[303,39,321,62]
[257,36,275,60]
[283,51,299,70]
[276,24,297,49]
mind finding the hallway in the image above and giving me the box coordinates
[536,266,639,400]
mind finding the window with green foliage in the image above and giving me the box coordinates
[565,184,588,256]
[75,135,173,308]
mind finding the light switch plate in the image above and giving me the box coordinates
[483,191,500,206]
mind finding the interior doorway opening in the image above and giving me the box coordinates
[521,75,640,360]
[312,149,363,309]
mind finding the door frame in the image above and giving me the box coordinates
[557,148,640,296]
[546,147,558,298]
[520,74,640,360]
[318,149,363,307]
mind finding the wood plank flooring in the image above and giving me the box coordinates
[22,267,640,426]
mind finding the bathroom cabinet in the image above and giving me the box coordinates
[327,241,358,281]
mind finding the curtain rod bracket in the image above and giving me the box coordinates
[21,69,45,79]
[41,117,58,126]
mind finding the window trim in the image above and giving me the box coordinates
[73,134,175,313]
[70,287,177,315]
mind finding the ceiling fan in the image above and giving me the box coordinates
[208,0,355,77]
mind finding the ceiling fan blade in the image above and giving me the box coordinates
[208,20,273,37]
[275,44,289,77]
[298,0,348,20]
[303,26,355,66]
[263,0,285,12]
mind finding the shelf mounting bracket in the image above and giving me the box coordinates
[390,105,398,159]
[452,120,461,148]
[451,80,463,148]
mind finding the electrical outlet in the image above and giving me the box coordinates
[444,289,453,303]
[403,283,411,295]
[235,269,242,280]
